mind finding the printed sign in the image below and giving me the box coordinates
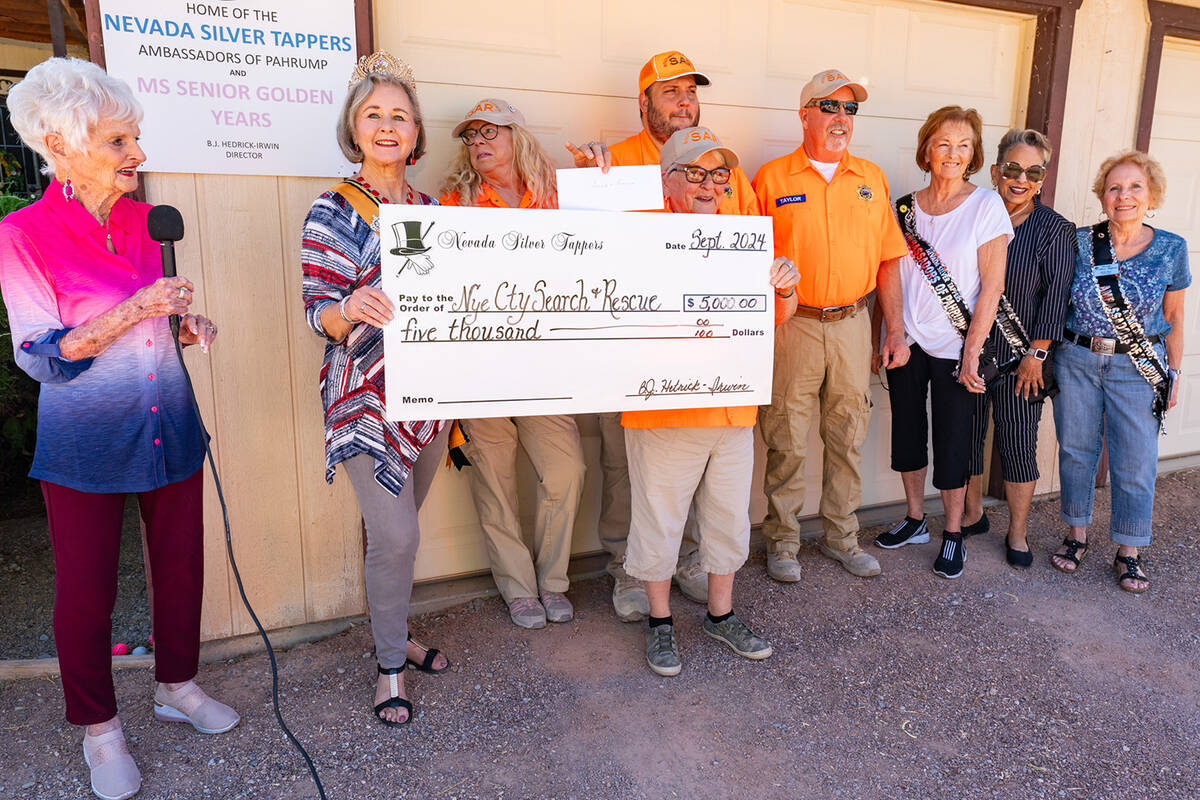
[379,205,776,420]
[98,0,357,177]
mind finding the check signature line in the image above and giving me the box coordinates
[624,390,756,397]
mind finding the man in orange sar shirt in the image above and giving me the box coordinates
[753,69,909,582]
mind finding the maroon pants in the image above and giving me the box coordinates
[41,469,204,725]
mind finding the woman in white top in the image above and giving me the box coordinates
[873,105,1012,579]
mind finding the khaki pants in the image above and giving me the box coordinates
[760,310,873,554]
[624,426,753,582]
[462,415,586,603]
[595,413,700,575]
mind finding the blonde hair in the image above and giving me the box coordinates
[1091,150,1166,209]
[440,124,557,208]
[335,73,426,164]
[7,57,143,175]
[915,105,984,179]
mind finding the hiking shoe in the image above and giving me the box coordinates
[702,613,773,660]
[875,515,930,549]
[507,597,546,629]
[933,533,966,579]
[611,568,649,622]
[645,623,682,677]
[673,551,708,603]
[539,591,574,623]
[766,551,803,582]
[818,544,882,577]
[962,512,990,537]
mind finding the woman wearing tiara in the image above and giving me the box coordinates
[300,51,450,727]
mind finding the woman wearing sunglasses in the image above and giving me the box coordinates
[440,99,587,630]
[960,129,1076,568]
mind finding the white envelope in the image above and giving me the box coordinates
[555,165,664,211]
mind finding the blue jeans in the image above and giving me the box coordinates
[1053,341,1162,547]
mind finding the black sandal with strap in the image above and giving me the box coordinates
[1052,537,1088,573]
[406,632,450,674]
[374,665,413,727]
[1114,553,1150,594]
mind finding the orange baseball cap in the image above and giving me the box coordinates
[451,98,526,138]
[637,50,711,94]
[799,68,868,107]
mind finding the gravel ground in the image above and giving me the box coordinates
[0,498,149,660]
[2,469,1198,800]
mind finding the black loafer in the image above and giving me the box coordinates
[1004,534,1032,569]
[962,512,990,537]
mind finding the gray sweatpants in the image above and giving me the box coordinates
[342,426,448,668]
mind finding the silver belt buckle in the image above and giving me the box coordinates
[1090,337,1116,355]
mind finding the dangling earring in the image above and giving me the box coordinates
[351,142,360,153]
[406,152,417,166]
[1146,211,1156,219]
[61,174,74,202]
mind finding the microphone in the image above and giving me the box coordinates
[147,205,185,339]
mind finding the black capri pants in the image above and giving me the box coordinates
[886,344,976,491]
[967,371,1044,483]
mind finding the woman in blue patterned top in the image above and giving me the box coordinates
[300,52,450,727]
[1051,151,1190,592]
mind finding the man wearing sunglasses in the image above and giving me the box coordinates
[753,68,910,583]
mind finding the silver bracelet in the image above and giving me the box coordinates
[338,296,353,324]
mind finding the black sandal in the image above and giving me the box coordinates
[373,665,413,727]
[1004,533,1032,569]
[1051,537,1088,573]
[1114,554,1150,594]
[406,632,449,674]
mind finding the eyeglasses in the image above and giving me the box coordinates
[805,99,859,116]
[669,165,732,185]
[459,124,502,145]
[998,161,1047,182]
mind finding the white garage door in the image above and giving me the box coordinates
[373,0,1037,578]
[1150,37,1200,458]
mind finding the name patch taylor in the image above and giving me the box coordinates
[775,194,806,207]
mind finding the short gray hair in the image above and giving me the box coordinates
[995,128,1052,166]
[6,57,143,175]
[335,73,427,165]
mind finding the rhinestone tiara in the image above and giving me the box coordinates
[348,51,415,88]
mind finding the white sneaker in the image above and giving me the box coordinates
[673,551,708,603]
[611,568,649,622]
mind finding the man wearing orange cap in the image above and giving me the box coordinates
[567,51,758,618]
[752,69,909,582]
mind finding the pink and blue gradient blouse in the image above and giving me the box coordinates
[0,179,204,493]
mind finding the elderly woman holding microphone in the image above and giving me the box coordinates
[874,106,1012,579]
[439,99,587,629]
[1050,151,1189,592]
[301,52,450,728]
[624,127,799,676]
[960,129,1076,568]
[0,58,234,800]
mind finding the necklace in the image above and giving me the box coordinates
[1008,198,1034,223]
[351,175,416,205]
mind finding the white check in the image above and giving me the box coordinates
[380,205,775,420]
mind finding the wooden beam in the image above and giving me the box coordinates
[56,0,85,42]
[46,0,65,56]
[354,0,374,57]
[83,0,103,68]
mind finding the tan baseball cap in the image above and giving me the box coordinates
[659,127,739,171]
[451,98,526,138]
[638,50,711,94]
[799,68,868,107]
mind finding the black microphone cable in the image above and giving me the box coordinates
[150,206,327,800]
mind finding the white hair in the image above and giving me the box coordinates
[6,57,143,176]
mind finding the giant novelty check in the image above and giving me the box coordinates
[379,205,775,420]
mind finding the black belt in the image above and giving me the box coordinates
[794,296,867,322]
[1063,328,1160,355]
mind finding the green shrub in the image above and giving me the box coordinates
[0,194,40,491]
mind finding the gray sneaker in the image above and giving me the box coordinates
[766,551,803,582]
[611,568,649,622]
[539,590,574,623]
[645,623,682,677]
[702,613,773,660]
[673,551,708,603]
[507,597,546,629]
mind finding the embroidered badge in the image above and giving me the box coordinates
[858,184,873,201]
[776,194,806,207]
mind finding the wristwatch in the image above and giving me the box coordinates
[1030,347,1049,361]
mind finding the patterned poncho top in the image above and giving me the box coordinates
[300,186,443,496]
